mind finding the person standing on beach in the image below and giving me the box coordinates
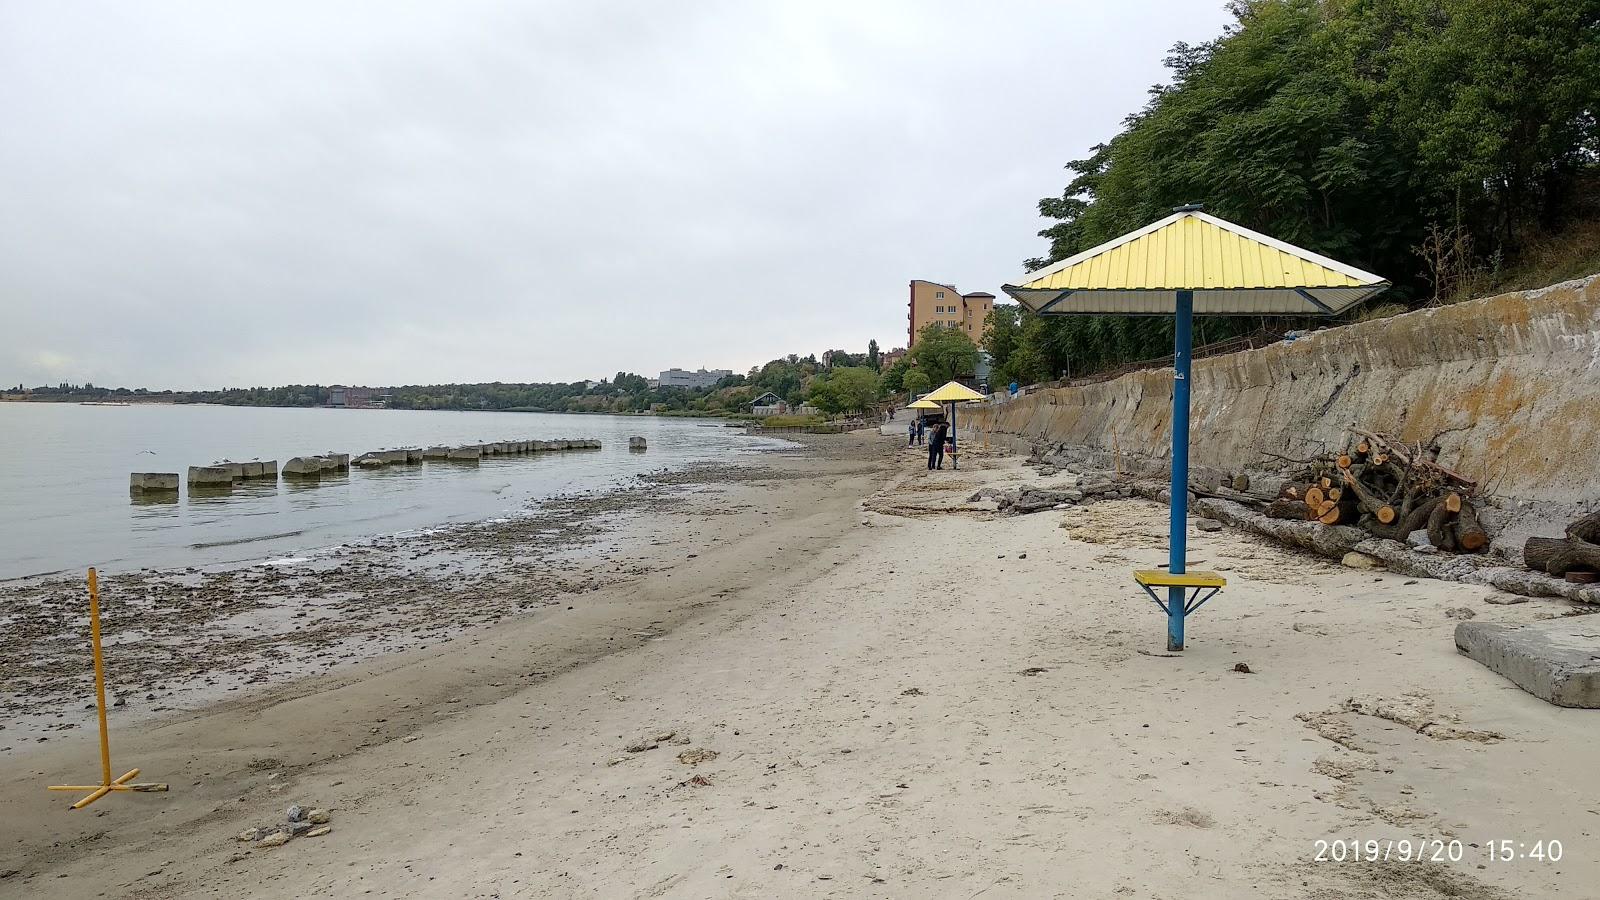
[907,418,916,447]
[916,418,926,446]
[927,420,948,470]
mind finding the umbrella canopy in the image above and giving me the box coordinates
[1002,207,1388,317]
[1002,205,1387,652]
[905,398,941,409]
[921,381,986,403]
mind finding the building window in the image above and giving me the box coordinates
[935,291,945,299]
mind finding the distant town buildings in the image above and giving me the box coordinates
[879,347,907,371]
[328,386,387,409]
[657,367,733,390]
[907,280,993,348]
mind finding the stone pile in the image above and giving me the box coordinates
[235,804,333,850]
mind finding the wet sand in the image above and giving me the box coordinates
[2,431,1597,899]
[0,459,824,747]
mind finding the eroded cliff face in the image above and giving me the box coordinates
[965,275,1600,538]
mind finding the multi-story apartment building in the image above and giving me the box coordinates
[907,280,993,348]
[657,367,734,390]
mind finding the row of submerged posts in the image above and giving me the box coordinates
[351,438,603,468]
[128,436,630,495]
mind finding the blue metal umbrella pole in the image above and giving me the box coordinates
[1167,289,1194,651]
[949,402,958,470]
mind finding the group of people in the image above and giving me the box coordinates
[907,417,951,470]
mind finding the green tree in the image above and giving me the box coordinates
[880,356,911,394]
[909,325,980,384]
[980,305,1022,378]
[1017,0,1600,380]
[806,367,880,415]
[826,366,880,414]
[613,372,650,393]
[866,339,881,371]
[902,369,931,397]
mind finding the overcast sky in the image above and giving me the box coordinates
[1,1,1232,389]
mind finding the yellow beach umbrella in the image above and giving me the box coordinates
[905,398,941,409]
[1001,204,1387,651]
[920,381,987,470]
[921,381,986,403]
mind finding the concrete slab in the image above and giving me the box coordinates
[1455,619,1600,708]
[130,472,180,491]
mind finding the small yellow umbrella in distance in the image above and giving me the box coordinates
[904,398,940,456]
[921,381,986,403]
[921,380,986,470]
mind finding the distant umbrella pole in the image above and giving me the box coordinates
[47,568,168,809]
[948,401,957,470]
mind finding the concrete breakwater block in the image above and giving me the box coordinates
[187,465,234,485]
[628,436,647,450]
[1455,619,1600,708]
[282,457,323,476]
[130,472,180,491]
[422,446,450,459]
[448,446,482,461]
[209,460,276,479]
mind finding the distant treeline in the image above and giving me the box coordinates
[989,0,1600,389]
[5,345,905,416]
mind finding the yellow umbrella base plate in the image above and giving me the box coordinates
[48,768,168,809]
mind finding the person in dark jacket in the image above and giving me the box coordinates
[915,418,925,446]
[907,418,916,447]
[927,421,948,470]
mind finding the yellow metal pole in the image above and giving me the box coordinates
[87,568,112,787]
[46,569,169,809]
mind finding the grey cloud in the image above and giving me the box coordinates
[0,0,1231,388]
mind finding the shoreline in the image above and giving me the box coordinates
[3,431,1596,898]
[0,450,813,751]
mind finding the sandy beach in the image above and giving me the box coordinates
[2,430,1595,899]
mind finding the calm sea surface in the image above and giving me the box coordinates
[0,403,783,579]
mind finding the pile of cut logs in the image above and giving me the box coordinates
[1523,512,1600,582]
[1257,428,1488,553]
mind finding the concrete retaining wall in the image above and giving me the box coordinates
[965,275,1600,545]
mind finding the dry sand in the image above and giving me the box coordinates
[2,430,1597,899]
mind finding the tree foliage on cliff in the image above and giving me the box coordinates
[1000,0,1600,385]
